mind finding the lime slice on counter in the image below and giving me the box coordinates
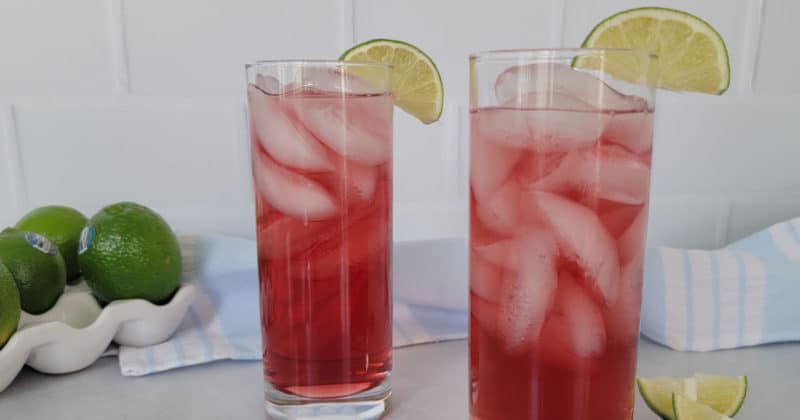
[638,375,748,419]
[694,374,748,417]
[673,394,733,420]
[341,38,444,124]
[638,376,688,419]
[575,7,730,94]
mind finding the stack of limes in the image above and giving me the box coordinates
[0,202,182,348]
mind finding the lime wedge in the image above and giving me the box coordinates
[674,394,733,420]
[340,39,444,124]
[638,376,687,419]
[576,7,730,94]
[694,374,748,417]
[638,375,748,419]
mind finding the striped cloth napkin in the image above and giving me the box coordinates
[119,217,800,375]
[117,235,468,376]
[641,217,800,351]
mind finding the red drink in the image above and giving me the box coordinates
[469,58,655,420]
[247,63,393,411]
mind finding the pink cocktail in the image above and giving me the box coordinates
[468,51,656,420]
[246,62,393,418]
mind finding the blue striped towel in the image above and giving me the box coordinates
[119,216,800,375]
[641,217,800,351]
[117,235,468,376]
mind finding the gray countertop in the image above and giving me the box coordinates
[1,338,796,419]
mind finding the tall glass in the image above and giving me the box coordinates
[246,61,393,419]
[468,49,656,419]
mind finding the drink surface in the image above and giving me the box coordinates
[469,67,653,420]
[248,84,393,399]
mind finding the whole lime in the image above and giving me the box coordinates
[16,205,88,282]
[0,262,21,348]
[0,230,66,314]
[78,202,182,304]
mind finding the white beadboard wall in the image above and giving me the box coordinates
[0,0,797,248]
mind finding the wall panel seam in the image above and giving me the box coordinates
[340,0,356,50]
[108,0,130,94]
[550,0,566,47]
[1,105,28,214]
[740,0,765,93]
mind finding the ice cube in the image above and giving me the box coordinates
[247,85,334,172]
[341,161,378,203]
[617,204,649,265]
[522,191,621,303]
[475,179,521,236]
[534,145,651,205]
[471,107,532,150]
[470,197,507,248]
[495,63,648,112]
[602,111,654,154]
[313,156,379,207]
[470,252,506,302]
[469,123,522,202]
[471,294,501,332]
[473,239,515,268]
[498,231,558,351]
[526,109,610,153]
[554,272,607,358]
[473,107,609,153]
[252,147,337,220]
[254,74,281,94]
[295,67,382,95]
[605,257,644,345]
[503,92,596,111]
[597,201,642,238]
[514,151,565,188]
[292,95,393,165]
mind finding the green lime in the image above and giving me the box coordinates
[638,376,687,419]
[0,230,66,314]
[576,7,730,94]
[0,262,21,348]
[16,205,88,282]
[673,394,732,420]
[639,375,748,419]
[78,202,182,304]
[340,38,444,124]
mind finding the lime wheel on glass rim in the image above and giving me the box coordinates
[340,38,444,124]
[575,7,730,94]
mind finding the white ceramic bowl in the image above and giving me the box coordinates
[0,282,196,393]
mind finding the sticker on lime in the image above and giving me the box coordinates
[23,233,57,256]
[79,226,95,255]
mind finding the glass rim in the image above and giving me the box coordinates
[469,48,657,63]
[245,59,392,70]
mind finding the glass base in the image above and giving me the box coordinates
[264,377,391,419]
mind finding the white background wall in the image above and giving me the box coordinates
[0,0,798,248]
